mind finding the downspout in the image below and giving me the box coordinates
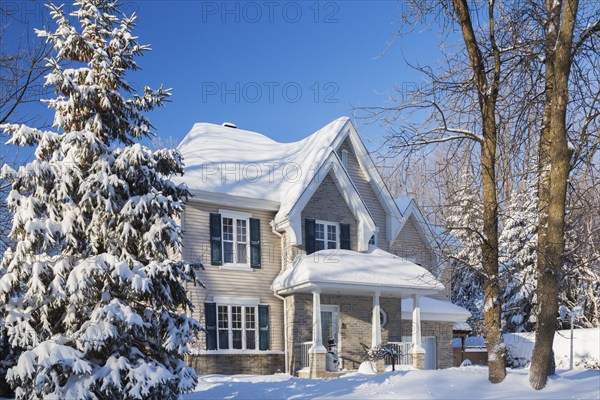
[271,221,290,375]
[274,292,289,375]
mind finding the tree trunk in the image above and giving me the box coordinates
[451,0,506,383]
[481,106,506,383]
[529,0,578,390]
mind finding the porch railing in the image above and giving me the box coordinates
[299,341,312,369]
[299,341,412,369]
[385,342,413,366]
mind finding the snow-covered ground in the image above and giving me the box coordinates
[504,328,600,369]
[184,367,600,399]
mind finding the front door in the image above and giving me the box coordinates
[424,336,437,369]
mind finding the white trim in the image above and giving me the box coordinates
[219,264,255,272]
[379,307,388,328]
[275,281,440,297]
[369,227,380,246]
[220,211,251,266]
[216,303,260,351]
[401,311,470,322]
[188,189,280,211]
[213,296,260,306]
[190,349,284,355]
[219,209,252,219]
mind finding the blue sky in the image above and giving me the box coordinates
[3,0,448,146]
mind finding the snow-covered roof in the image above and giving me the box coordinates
[176,117,349,209]
[176,117,402,249]
[272,246,444,295]
[453,321,473,331]
[401,297,471,322]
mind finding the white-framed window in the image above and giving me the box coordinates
[216,304,259,350]
[315,220,339,251]
[220,210,250,265]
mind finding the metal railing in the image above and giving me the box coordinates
[299,341,313,369]
[385,342,413,365]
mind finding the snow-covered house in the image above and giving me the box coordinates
[175,117,470,377]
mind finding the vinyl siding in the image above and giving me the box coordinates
[182,200,284,351]
[337,139,390,251]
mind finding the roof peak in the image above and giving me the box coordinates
[188,116,350,145]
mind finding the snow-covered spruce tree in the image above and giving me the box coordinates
[445,171,485,334]
[499,177,538,333]
[0,1,201,398]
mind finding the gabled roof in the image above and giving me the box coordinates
[395,197,438,253]
[176,117,402,247]
[176,117,349,207]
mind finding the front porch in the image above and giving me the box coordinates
[284,291,428,378]
[272,247,445,378]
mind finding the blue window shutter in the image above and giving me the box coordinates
[305,218,316,255]
[204,302,217,350]
[258,304,270,350]
[250,218,261,268]
[209,213,222,265]
[340,223,351,250]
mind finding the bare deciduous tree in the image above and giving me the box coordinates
[0,5,49,257]
[361,0,512,382]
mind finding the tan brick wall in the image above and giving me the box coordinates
[186,353,285,375]
[401,320,454,369]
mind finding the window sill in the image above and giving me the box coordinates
[219,264,254,272]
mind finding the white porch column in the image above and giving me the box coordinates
[411,294,426,369]
[310,288,327,353]
[412,294,422,347]
[371,290,382,347]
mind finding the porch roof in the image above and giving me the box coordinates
[272,247,444,297]
[401,297,471,322]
